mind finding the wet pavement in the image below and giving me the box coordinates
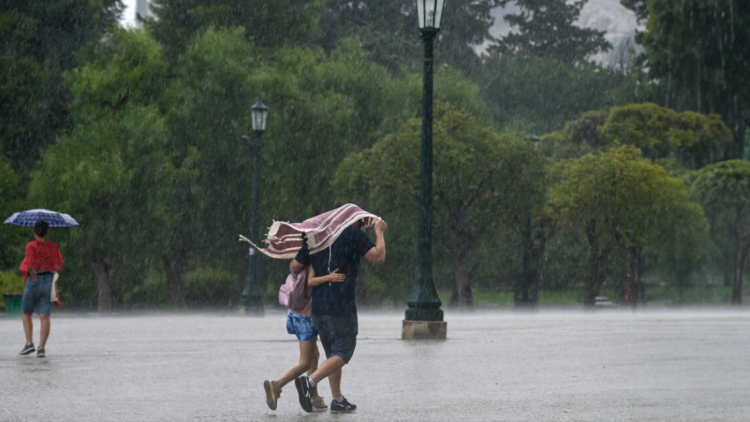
[1,309,749,421]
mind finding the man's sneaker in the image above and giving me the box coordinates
[19,343,35,356]
[311,396,328,411]
[293,376,313,413]
[330,396,357,412]
[263,380,281,410]
[37,348,45,358]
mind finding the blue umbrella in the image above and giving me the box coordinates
[4,209,79,227]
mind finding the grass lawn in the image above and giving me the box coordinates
[438,284,750,307]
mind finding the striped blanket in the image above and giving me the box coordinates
[240,203,378,259]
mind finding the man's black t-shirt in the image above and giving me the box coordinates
[295,226,375,316]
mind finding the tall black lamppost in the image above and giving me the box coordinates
[240,101,269,315]
[517,134,540,307]
[403,0,447,339]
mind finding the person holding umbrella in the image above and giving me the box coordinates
[5,210,76,358]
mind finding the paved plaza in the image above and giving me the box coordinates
[1,309,750,421]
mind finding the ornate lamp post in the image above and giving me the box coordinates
[240,101,269,315]
[402,0,447,340]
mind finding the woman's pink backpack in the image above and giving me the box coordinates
[278,270,310,312]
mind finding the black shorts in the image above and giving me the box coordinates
[312,313,358,364]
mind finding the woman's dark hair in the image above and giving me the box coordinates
[34,220,49,238]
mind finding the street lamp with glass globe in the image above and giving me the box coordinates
[402,0,447,339]
[240,101,269,315]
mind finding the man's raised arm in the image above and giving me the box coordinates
[364,218,387,265]
[290,241,309,273]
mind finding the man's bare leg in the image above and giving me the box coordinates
[22,313,33,344]
[328,367,342,398]
[39,314,50,349]
[310,356,345,385]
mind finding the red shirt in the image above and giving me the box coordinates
[19,240,64,283]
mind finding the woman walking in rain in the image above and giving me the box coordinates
[18,220,64,358]
[261,240,343,411]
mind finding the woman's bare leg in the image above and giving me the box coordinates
[277,339,317,389]
[307,344,321,400]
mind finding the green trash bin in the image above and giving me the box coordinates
[3,293,23,317]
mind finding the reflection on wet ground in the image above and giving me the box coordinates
[1,309,749,421]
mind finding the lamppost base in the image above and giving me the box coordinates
[402,320,447,340]
[405,306,443,321]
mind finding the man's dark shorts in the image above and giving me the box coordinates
[313,314,358,364]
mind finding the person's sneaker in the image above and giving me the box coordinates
[311,396,328,411]
[37,348,45,358]
[263,380,281,410]
[294,376,313,413]
[19,343,35,356]
[330,396,357,412]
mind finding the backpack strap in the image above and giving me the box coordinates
[328,245,332,273]
[327,245,332,286]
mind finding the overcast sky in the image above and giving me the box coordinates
[120,0,139,28]
[119,0,639,48]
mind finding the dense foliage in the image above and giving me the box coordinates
[633,0,750,157]
[1,0,748,310]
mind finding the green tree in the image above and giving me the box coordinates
[0,0,122,168]
[599,103,734,166]
[148,0,323,59]
[550,146,708,306]
[0,154,24,270]
[541,103,734,168]
[692,160,750,305]
[334,103,547,307]
[29,29,172,312]
[163,28,494,304]
[494,0,611,66]
[165,28,359,298]
[478,54,632,134]
[636,0,750,156]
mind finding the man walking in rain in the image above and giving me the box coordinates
[292,216,387,412]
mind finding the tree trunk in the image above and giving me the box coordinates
[448,276,459,308]
[92,260,113,313]
[584,250,604,307]
[626,247,644,308]
[236,249,248,306]
[724,248,735,287]
[733,237,749,305]
[516,212,535,307]
[164,252,187,308]
[584,219,608,307]
[454,252,473,309]
[528,226,546,308]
